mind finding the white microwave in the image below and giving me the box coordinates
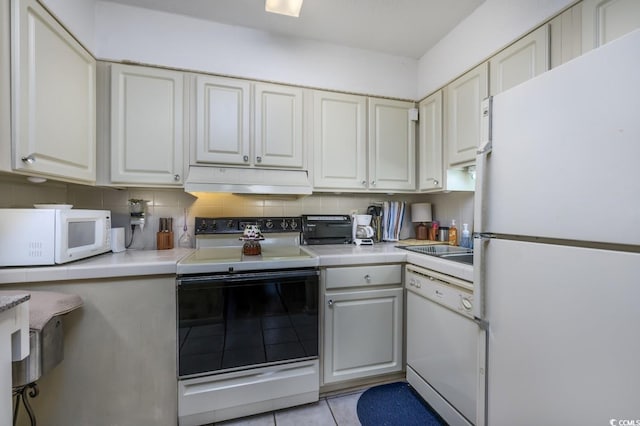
[0,209,112,266]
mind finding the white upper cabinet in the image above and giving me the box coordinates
[550,2,583,68]
[368,98,416,191]
[312,90,367,190]
[110,64,184,186]
[312,92,415,192]
[11,0,96,184]
[489,25,550,96]
[194,76,304,169]
[253,83,304,169]
[418,91,443,191]
[445,62,488,167]
[194,75,251,166]
[582,0,640,52]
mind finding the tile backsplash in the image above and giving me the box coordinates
[0,174,474,249]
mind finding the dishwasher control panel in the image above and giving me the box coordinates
[406,265,474,319]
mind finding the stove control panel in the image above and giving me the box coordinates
[195,217,302,235]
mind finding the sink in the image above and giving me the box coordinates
[397,245,473,265]
[397,245,472,256]
[439,253,474,265]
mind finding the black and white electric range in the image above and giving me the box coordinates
[176,217,320,426]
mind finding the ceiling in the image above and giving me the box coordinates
[98,0,485,58]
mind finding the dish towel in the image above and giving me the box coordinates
[0,290,82,330]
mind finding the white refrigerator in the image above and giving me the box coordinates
[474,29,640,425]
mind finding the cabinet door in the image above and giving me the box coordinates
[11,0,96,183]
[195,75,250,166]
[323,287,403,384]
[110,64,184,185]
[254,83,304,169]
[550,2,583,68]
[368,98,416,191]
[312,91,367,190]
[582,0,640,52]
[445,62,488,167]
[489,25,549,96]
[418,91,443,191]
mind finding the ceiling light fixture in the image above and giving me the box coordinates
[265,0,303,17]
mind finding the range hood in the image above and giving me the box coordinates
[184,166,313,195]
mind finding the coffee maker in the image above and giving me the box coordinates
[352,214,375,246]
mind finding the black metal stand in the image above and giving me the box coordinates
[13,382,39,426]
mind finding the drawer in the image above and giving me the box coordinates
[325,264,401,290]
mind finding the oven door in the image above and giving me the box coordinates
[177,268,319,378]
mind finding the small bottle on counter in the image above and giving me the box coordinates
[448,220,458,246]
[460,223,472,248]
[429,221,439,241]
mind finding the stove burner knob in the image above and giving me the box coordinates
[281,219,288,230]
[265,220,274,229]
[290,220,298,230]
[227,220,234,229]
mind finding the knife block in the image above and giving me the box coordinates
[157,232,174,250]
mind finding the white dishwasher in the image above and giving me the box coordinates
[405,264,486,426]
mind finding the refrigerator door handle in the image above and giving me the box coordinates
[474,97,493,231]
[473,234,492,320]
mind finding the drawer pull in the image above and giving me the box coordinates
[364,274,371,283]
[328,299,334,307]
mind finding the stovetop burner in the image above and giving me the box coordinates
[178,216,318,275]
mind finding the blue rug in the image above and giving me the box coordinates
[357,382,447,426]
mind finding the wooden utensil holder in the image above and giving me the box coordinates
[157,232,174,250]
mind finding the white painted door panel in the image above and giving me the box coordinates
[195,76,250,166]
[368,98,415,191]
[446,63,488,167]
[11,0,96,183]
[323,287,403,384]
[582,0,640,52]
[312,91,367,190]
[483,239,640,425]
[110,64,184,185]
[489,25,549,96]
[254,83,303,168]
[418,91,443,191]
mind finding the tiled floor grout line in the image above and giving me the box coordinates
[324,397,339,426]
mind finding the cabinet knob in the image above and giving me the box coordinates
[370,180,376,186]
[328,299,334,307]
[243,155,249,162]
[173,174,180,181]
[364,274,371,283]
[361,180,367,186]
[256,156,262,163]
[21,155,36,164]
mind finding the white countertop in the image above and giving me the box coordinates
[0,243,473,285]
[0,248,192,284]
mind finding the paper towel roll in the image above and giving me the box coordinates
[111,228,126,253]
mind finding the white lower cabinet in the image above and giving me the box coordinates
[322,264,403,385]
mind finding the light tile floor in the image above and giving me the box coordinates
[214,390,364,426]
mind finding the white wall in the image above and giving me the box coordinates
[93,1,418,99]
[40,0,578,100]
[40,0,96,52]
[417,0,576,98]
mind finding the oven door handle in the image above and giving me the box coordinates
[178,269,319,286]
